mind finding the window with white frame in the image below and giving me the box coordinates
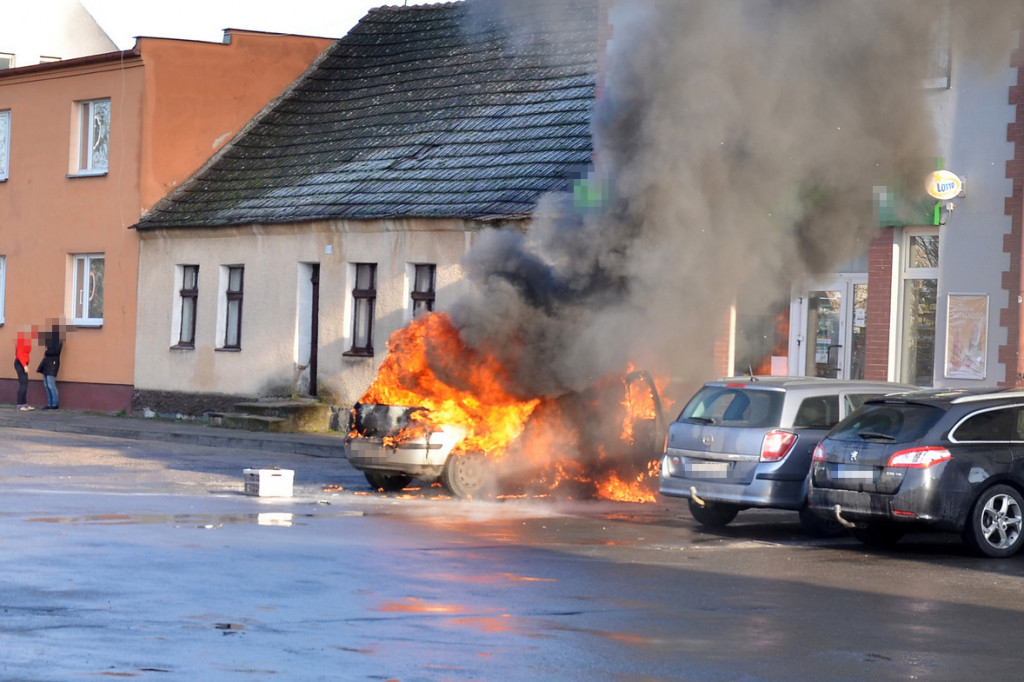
[76,98,110,174]
[0,109,9,180]
[72,253,104,326]
[899,228,939,386]
[0,256,6,324]
[0,53,13,69]
[345,263,376,357]
[217,265,243,350]
[173,265,199,348]
[410,263,436,318]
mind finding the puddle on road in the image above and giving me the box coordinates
[22,511,363,527]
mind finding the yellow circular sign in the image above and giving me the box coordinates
[926,170,962,200]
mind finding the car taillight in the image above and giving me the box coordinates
[812,443,826,462]
[887,446,952,468]
[760,430,798,462]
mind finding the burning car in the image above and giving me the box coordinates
[346,369,670,500]
[346,403,479,496]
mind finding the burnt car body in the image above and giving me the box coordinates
[659,376,916,535]
[808,388,1024,557]
[346,403,471,494]
[346,370,669,498]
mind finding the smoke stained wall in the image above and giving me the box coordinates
[449,0,1024,401]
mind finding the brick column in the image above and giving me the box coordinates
[1001,33,1024,387]
[864,228,895,381]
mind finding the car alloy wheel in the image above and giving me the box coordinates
[965,484,1024,558]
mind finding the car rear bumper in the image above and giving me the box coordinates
[807,484,965,533]
[659,456,807,509]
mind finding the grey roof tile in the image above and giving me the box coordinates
[135,0,599,229]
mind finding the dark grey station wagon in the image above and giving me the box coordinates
[808,388,1024,557]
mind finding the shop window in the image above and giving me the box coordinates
[899,229,938,386]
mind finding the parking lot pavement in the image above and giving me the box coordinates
[0,404,349,458]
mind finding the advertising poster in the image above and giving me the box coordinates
[945,294,988,380]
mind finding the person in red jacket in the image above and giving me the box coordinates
[14,326,36,411]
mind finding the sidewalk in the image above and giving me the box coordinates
[0,405,349,458]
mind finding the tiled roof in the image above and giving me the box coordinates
[135,0,599,229]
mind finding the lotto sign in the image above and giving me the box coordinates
[925,170,962,200]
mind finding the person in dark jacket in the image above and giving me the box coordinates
[36,322,64,410]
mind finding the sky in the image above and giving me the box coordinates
[79,0,449,49]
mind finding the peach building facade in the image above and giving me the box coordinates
[0,30,332,411]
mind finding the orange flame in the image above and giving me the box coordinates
[361,313,539,456]
[356,312,670,502]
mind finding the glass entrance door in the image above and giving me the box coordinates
[799,277,867,380]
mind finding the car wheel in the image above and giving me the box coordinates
[442,452,489,499]
[851,524,904,548]
[364,471,413,492]
[798,504,846,538]
[687,498,739,527]
[963,484,1024,558]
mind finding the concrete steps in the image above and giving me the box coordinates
[211,398,332,434]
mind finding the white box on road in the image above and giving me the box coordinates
[243,468,294,497]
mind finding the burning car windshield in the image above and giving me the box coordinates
[828,402,942,443]
[678,387,783,428]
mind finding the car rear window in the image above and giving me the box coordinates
[678,386,784,428]
[828,402,943,443]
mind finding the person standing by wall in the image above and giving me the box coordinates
[14,326,36,411]
[37,321,64,410]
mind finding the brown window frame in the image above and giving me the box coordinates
[175,264,199,349]
[411,263,436,318]
[345,263,376,357]
[222,265,243,350]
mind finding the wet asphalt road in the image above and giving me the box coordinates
[1,422,1023,681]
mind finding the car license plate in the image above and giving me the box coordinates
[689,461,730,478]
[834,464,873,480]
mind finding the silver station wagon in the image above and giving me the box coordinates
[659,376,916,535]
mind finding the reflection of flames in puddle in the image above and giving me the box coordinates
[353,313,672,502]
[376,598,523,634]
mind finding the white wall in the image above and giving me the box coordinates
[0,0,117,66]
[134,219,484,407]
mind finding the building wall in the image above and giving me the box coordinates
[0,33,332,411]
[1001,36,1024,387]
[133,219,484,412]
[924,45,1018,388]
[0,56,147,411]
[0,0,117,67]
[136,31,332,210]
